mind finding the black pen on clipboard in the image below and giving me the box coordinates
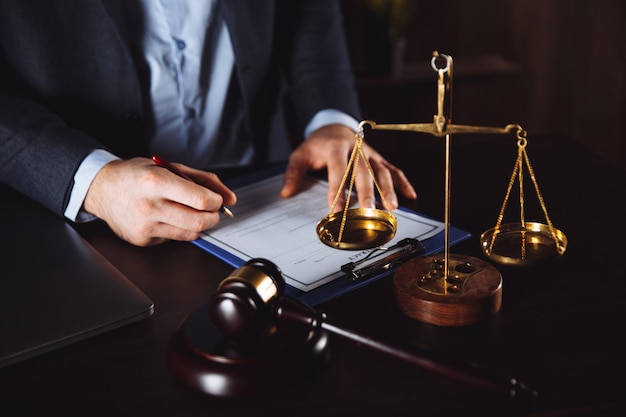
[340,238,425,282]
[151,155,235,218]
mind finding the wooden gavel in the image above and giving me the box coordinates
[209,258,537,399]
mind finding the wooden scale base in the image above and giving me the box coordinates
[167,303,331,398]
[394,254,503,326]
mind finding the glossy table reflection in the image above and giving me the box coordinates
[1,135,625,417]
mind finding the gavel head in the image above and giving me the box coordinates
[209,258,286,340]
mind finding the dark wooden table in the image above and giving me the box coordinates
[1,134,625,417]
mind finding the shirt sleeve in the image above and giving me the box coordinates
[304,109,360,138]
[64,149,120,222]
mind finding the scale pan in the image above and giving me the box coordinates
[316,208,397,250]
[480,222,567,266]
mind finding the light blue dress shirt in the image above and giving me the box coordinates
[64,0,358,222]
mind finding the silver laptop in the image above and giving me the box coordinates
[0,185,154,368]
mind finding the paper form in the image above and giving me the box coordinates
[199,175,444,292]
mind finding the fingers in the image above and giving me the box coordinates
[283,124,417,212]
[386,159,417,201]
[328,144,416,211]
[151,167,231,213]
[295,124,356,209]
[143,193,222,234]
[178,165,237,207]
[355,141,417,207]
[280,158,308,199]
[367,158,396,209]
[352,157,376,209]
[365,157,418,210]
[324,144,351,210]
[84,157,235,247]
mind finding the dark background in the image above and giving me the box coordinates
[341,0,626,170]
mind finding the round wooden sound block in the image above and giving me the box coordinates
[394,254,502,326]
[167,303,331,398]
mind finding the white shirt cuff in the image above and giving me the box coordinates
[304,109,360,138]
[64,149,120,222]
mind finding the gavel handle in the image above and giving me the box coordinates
[274,297,537,399]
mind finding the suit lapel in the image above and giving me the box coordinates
[100,0,134,47]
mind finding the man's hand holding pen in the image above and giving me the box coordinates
[83,157,237,247]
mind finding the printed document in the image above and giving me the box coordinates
[199,175,444,292]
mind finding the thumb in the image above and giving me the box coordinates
[280,163,307,198]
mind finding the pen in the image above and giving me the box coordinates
[151,154,234,218]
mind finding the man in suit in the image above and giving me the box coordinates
[0,0,416,246]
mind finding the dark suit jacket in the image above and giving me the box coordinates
[0,0,360,217]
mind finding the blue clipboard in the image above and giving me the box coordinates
[192,165,471,306]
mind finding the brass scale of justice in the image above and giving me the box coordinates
[315,52,567,326]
